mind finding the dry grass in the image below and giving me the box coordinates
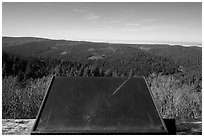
[2,76,52,119]
[2,74,202,119]
[147,73,202,119]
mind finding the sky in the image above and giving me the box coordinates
[2,2,202,45]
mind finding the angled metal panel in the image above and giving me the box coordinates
[31,76,169,134]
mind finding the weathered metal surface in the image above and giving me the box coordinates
[31,76,168,134]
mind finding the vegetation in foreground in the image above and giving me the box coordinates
[2,74,202,120]
[2,76,51,119]
[147,74,201,120]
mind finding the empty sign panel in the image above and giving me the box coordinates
[31,76,168,134]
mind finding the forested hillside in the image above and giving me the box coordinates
[2,37,202,120]
[2,36,50,47]
[150,45,202,91]
[150,45,201,71]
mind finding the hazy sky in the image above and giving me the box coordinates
[2,2,202,45]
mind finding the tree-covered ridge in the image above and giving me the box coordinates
[2,51,180,81]
[150,45,201,72]
[150,45,202,91]
[2,36,50,47]
[3,37,201,76]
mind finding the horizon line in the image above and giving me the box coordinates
[2,35,202,47]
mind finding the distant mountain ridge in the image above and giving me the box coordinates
[2,36,50,47]
[3,36,201,48]
[2,36,201,75]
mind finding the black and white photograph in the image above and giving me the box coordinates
[1,1,202,135]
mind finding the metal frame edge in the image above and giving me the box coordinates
[143,76,168,133]
[31,75,55,134]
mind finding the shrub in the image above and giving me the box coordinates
[2,76,52,119]
[147,73,202,119]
